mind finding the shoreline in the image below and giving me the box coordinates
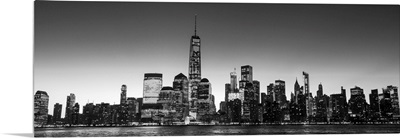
[34,122,400,129]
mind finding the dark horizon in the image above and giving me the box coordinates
[34,1,399,117]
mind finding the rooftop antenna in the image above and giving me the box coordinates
[194,14,197,36]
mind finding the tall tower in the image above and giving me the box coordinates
[294,78,300,104]
[303,71,311,119]
[188,15,201,119]
[230,68,237,93]
[241,65,253,83]
[120,84,127,105]
[65,93,75,125]
[317,83,323,99]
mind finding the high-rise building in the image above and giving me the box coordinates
[368,89,380,120]
[173,73,189,104]
[274,80,286,108]
[173,73,189,119]
[53,103,62,124]
[197,78,212,121]
[240,65,253,83]
[267,83,274,101]
[127,97,139,122]
[34,90,49,126]
[294,79,300,104]
[253,80,260,104]
[317,83,323,99]
[230,68,238,93]
[188,15,201,120]
[303,71,312,119]
[348,86,367,121]
[120,84,127,105]
[227,99,242,123]
[369,89,380,113]
[225,83,231,103]
[72,103,80,125]
[65,93,75,125]
[383,85,399,116]
[143,73,163,104]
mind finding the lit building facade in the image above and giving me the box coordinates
[188,15,201,120]
[143,73,163,104]
[34,90,49,126]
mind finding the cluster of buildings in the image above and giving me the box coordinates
[219,68,399,124]
[34,16,400,127]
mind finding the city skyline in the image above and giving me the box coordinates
[34,2,399,117]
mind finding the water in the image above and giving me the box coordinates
[34,125,400,137]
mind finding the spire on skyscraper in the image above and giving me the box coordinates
[194,14,197,36]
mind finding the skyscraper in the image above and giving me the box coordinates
[230,68,237,93]
[274,80,286,108]
[173,73,189,119]
[143,73,163,104]
[65,93,75,125]
[317,83,323,99]
[188,15,201,120]
[34,90,49,126]
[294,78,300,104]
[53,103,62,124]
[225,83,231,103]
[383,85,399,116]
[348,86,367,121]
[197,78,212,121]
[240,65,253,83]
[120,84,127,105]
[369,89,380,120]
[303,71,312,119]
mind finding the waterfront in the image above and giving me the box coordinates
[34,124,400,137]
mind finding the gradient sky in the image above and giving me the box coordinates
[34,1,399,117]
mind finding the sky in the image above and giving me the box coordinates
[34,1,399,117]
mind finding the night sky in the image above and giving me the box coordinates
[34,1,399,117]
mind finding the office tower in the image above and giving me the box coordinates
[303,71,312,119]
[274,80,286,108]
[173,73,189,119]
[197,78,212,121]
[225,83,231,103]
[315,83,327,122]
[267,83,274,101]
[227,99,242,123]
[383,85,399,115]
[341,86,347,102]
[127,97,139,122]
[173,73,189,104]
[294,79,300,104]
[240,65,253,83]
[142,72,163,122]
[188,15,202,120]
[253,80,260,104]
[157,86,179,123]
[143,73,163,104]
[369,89,380,120]
[329,87,348,122]
[230,68,238,93]
[72,103,80,125]
[34,90,49,126]
[317,83,323,99]
[65,93,75,125]
[53,103,62,123]
[348,86,367,121]
[120,84,127,105]
[82,103,95,126]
